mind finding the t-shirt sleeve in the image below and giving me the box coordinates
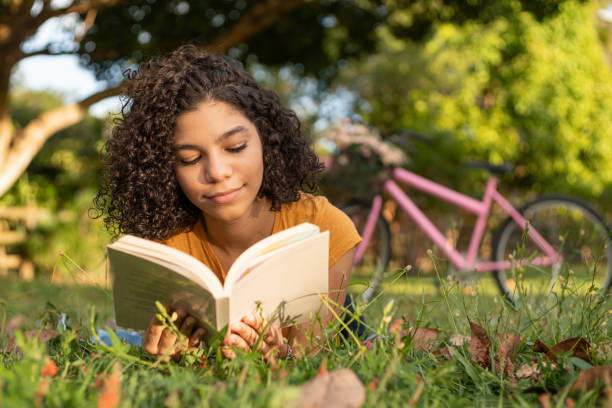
[313,196,362,268]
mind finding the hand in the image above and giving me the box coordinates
[221,313,288,363]
[143,305,207,362]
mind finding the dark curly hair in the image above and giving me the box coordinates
[93,44,323,240]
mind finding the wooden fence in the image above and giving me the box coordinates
[0,206,51,280]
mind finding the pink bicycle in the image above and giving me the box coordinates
[337,140,611,302]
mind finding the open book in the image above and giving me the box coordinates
[108,223,329,331]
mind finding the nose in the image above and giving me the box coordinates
[204,152,232,183]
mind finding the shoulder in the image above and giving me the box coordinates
[279,192,337,225]
[279,193,361,267]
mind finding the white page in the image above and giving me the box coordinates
[228,232,329,327]
[225,223,320,289]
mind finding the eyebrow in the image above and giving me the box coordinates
[174,126,248,151]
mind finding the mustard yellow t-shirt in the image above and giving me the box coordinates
[162,193,361,284]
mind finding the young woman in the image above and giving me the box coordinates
[94,45,361,362]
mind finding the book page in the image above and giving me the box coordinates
[225,223,320,288]
[110,235,224,296]
[109,249,218,330]
[228,232,329,327]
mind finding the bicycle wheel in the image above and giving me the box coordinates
[341,202,391,302]
[492,195,611,298]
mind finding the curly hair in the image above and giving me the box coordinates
[93,44,323,240]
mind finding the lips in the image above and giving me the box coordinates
[205,186,242,204]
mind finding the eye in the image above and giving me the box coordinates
[227,143,247,153]
[178,156,200,165]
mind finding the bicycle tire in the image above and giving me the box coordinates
[491,194,611,298]
[341,202,392,302]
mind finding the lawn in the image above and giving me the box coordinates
[1,264,611,407]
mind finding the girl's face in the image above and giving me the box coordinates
[173,100,265,224]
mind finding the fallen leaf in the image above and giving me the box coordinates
[499,334,521,362]
[569,365,612,393]
[516,363,540,379]
[551,337,591,365]
[408,327,440,352]
[534,337,591,364]
[5,329,60,354]
[469,322,490,368]
[97,362,122,408]
[300,368,365,408]
[2,314,26,334]
[538,393,552,408]
[533,339,557,362]
[449,334,469,347]
[41,357,58,377]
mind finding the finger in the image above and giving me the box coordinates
[171,308,188,327]
[231,322,260,349]
[228,333,251,352]
[158,328,178,355]
[180,316,196,338]
[143,315,166,354]
[221,346,236,360]
[188,327,207,348]
[241,313,263,332]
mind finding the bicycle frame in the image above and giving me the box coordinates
[354,167,561,272]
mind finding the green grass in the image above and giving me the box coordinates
[1,262,611,407]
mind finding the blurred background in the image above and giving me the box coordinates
[1,0,611,283]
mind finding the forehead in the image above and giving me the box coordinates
[173,101,255,143]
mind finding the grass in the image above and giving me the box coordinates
[1,258,611,407]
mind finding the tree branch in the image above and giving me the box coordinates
[39,0,121,21]
[206,0,310,53]
[18,48,79,59]
[0,83,123,197]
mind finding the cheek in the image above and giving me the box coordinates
[175,166,198,198]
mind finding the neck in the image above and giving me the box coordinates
[202,198,275,255]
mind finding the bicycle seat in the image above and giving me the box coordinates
[463,160,515,175]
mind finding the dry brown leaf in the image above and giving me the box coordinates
[499,334,521,362]
[516,363,540,379]
[534,337,591,364]
[533,339,557,362]
[569,365,612,393]
[408,327,440,352]
[469,322,490,368]
[3,314,26,334]
[5,329,60,354]
[300,368,365,408]
[551,337,591,364]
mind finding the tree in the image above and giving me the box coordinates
[335,0,612,206]
[0,0,578,199]
[0,0,387,198]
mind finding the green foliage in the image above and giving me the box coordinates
[2,89,111,279]
[337,1,612,209]
[1,264,611,406]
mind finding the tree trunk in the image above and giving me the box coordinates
[0,60,13,167]
[0,85,121,197]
